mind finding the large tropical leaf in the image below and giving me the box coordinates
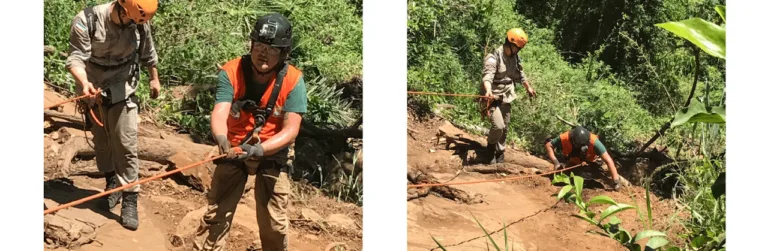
[715,5,725,22]
[646,237,670,249]
[633,230,667,242]
[587,195,619,207]
[670,99,725,128]
[599,204,637,223]
[656,18,725,59]
[558,185,573,201]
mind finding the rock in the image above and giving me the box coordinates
[175,206,208,237]
[168,151,212,191]
[50,132,60,140]
[44,214,98,248]
[301,208,322,222]
[304,234,320,241]
[325,214,356,230]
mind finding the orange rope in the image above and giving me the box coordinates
[407,91,491,99]
[44,153,228,215]
[408,164,583,188]
[44,92,98,110]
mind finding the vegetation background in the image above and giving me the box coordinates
[408,0,725,249]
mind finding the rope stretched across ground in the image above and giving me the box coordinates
[408,164,582,189]
[44,153,227,215]
[429,201,561,250]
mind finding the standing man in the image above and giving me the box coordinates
[481,28,536,164]
[544,126,626,190]
[194,13,307,251]
[66,0,160,231]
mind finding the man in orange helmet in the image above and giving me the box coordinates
[193,13,306,251]
[545,126,627,190]
[66,0,160,230]
[481,28,536,164]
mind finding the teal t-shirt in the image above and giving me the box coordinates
[214,70,307,113]
[549,136,607,156]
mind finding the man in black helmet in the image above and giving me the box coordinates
[194,12,307,251]
[544,126,626,190]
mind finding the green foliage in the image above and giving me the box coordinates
[44,0,362,141]
[670,99,725,128]
[408,0,659,153]
[554,174,676,250]
[656,18,725,59]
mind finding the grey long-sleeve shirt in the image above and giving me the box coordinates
[66,2,158,103]
[482,46,527,104]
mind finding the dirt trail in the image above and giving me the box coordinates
[407,114,683,250]
[44,87,362,251]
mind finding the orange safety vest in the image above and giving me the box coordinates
[559,132,599,165]
[220,57,303,146]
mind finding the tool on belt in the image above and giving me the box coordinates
[226,54,287,174]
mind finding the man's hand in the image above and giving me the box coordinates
[612,178,622,191]
[149,79,161,99]
[222,143,264,161]
[80,81,99,97]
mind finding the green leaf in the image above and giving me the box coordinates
[431,235,448,251]
[656,18,725,59]
[646,237,670,249]
[503,220,508,251]
[666,247,682,251]
[609,216,622,225]
[715,5,725,22]
[573,213,598,225]
[670,99,725,128]
[552,173,570,185]
[712,172,725,199]
[615,230,632,245]
[574,175,584,199]
[691,235,713,248]
[557,185,573,201]
[587,195,619,207]
[599,204,636,223]
[633,230,667,242]
[645,183,653,229]
[470,212,500,250]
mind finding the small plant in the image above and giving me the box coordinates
[553,173,676,250]
[431,211,513,251]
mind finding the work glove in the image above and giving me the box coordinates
[224,143,265,161]
[212,135,231,165]
[552,162,565,171]
[612,178,622,191]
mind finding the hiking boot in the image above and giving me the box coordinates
[120,192,139,231]
[485,144,497,164]
[104,171,122,210]
[490,151,505,164]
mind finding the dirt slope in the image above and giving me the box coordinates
[43,87,361,251]
[406,114,684,251]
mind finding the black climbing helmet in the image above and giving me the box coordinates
[570,126,591,149]
[250,13,293,49]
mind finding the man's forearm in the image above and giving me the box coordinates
[148,66,159,81]
[545,143,559,165]
[69,66,89,86]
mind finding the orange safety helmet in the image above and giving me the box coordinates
[506,28,528,49]
[117,0,158,24]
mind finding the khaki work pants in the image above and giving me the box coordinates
[78,60,141,192]
[487,102,512,152]
[194,159,291,251]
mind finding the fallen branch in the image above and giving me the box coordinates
[556,115,578,127]
[407,169,483,204]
